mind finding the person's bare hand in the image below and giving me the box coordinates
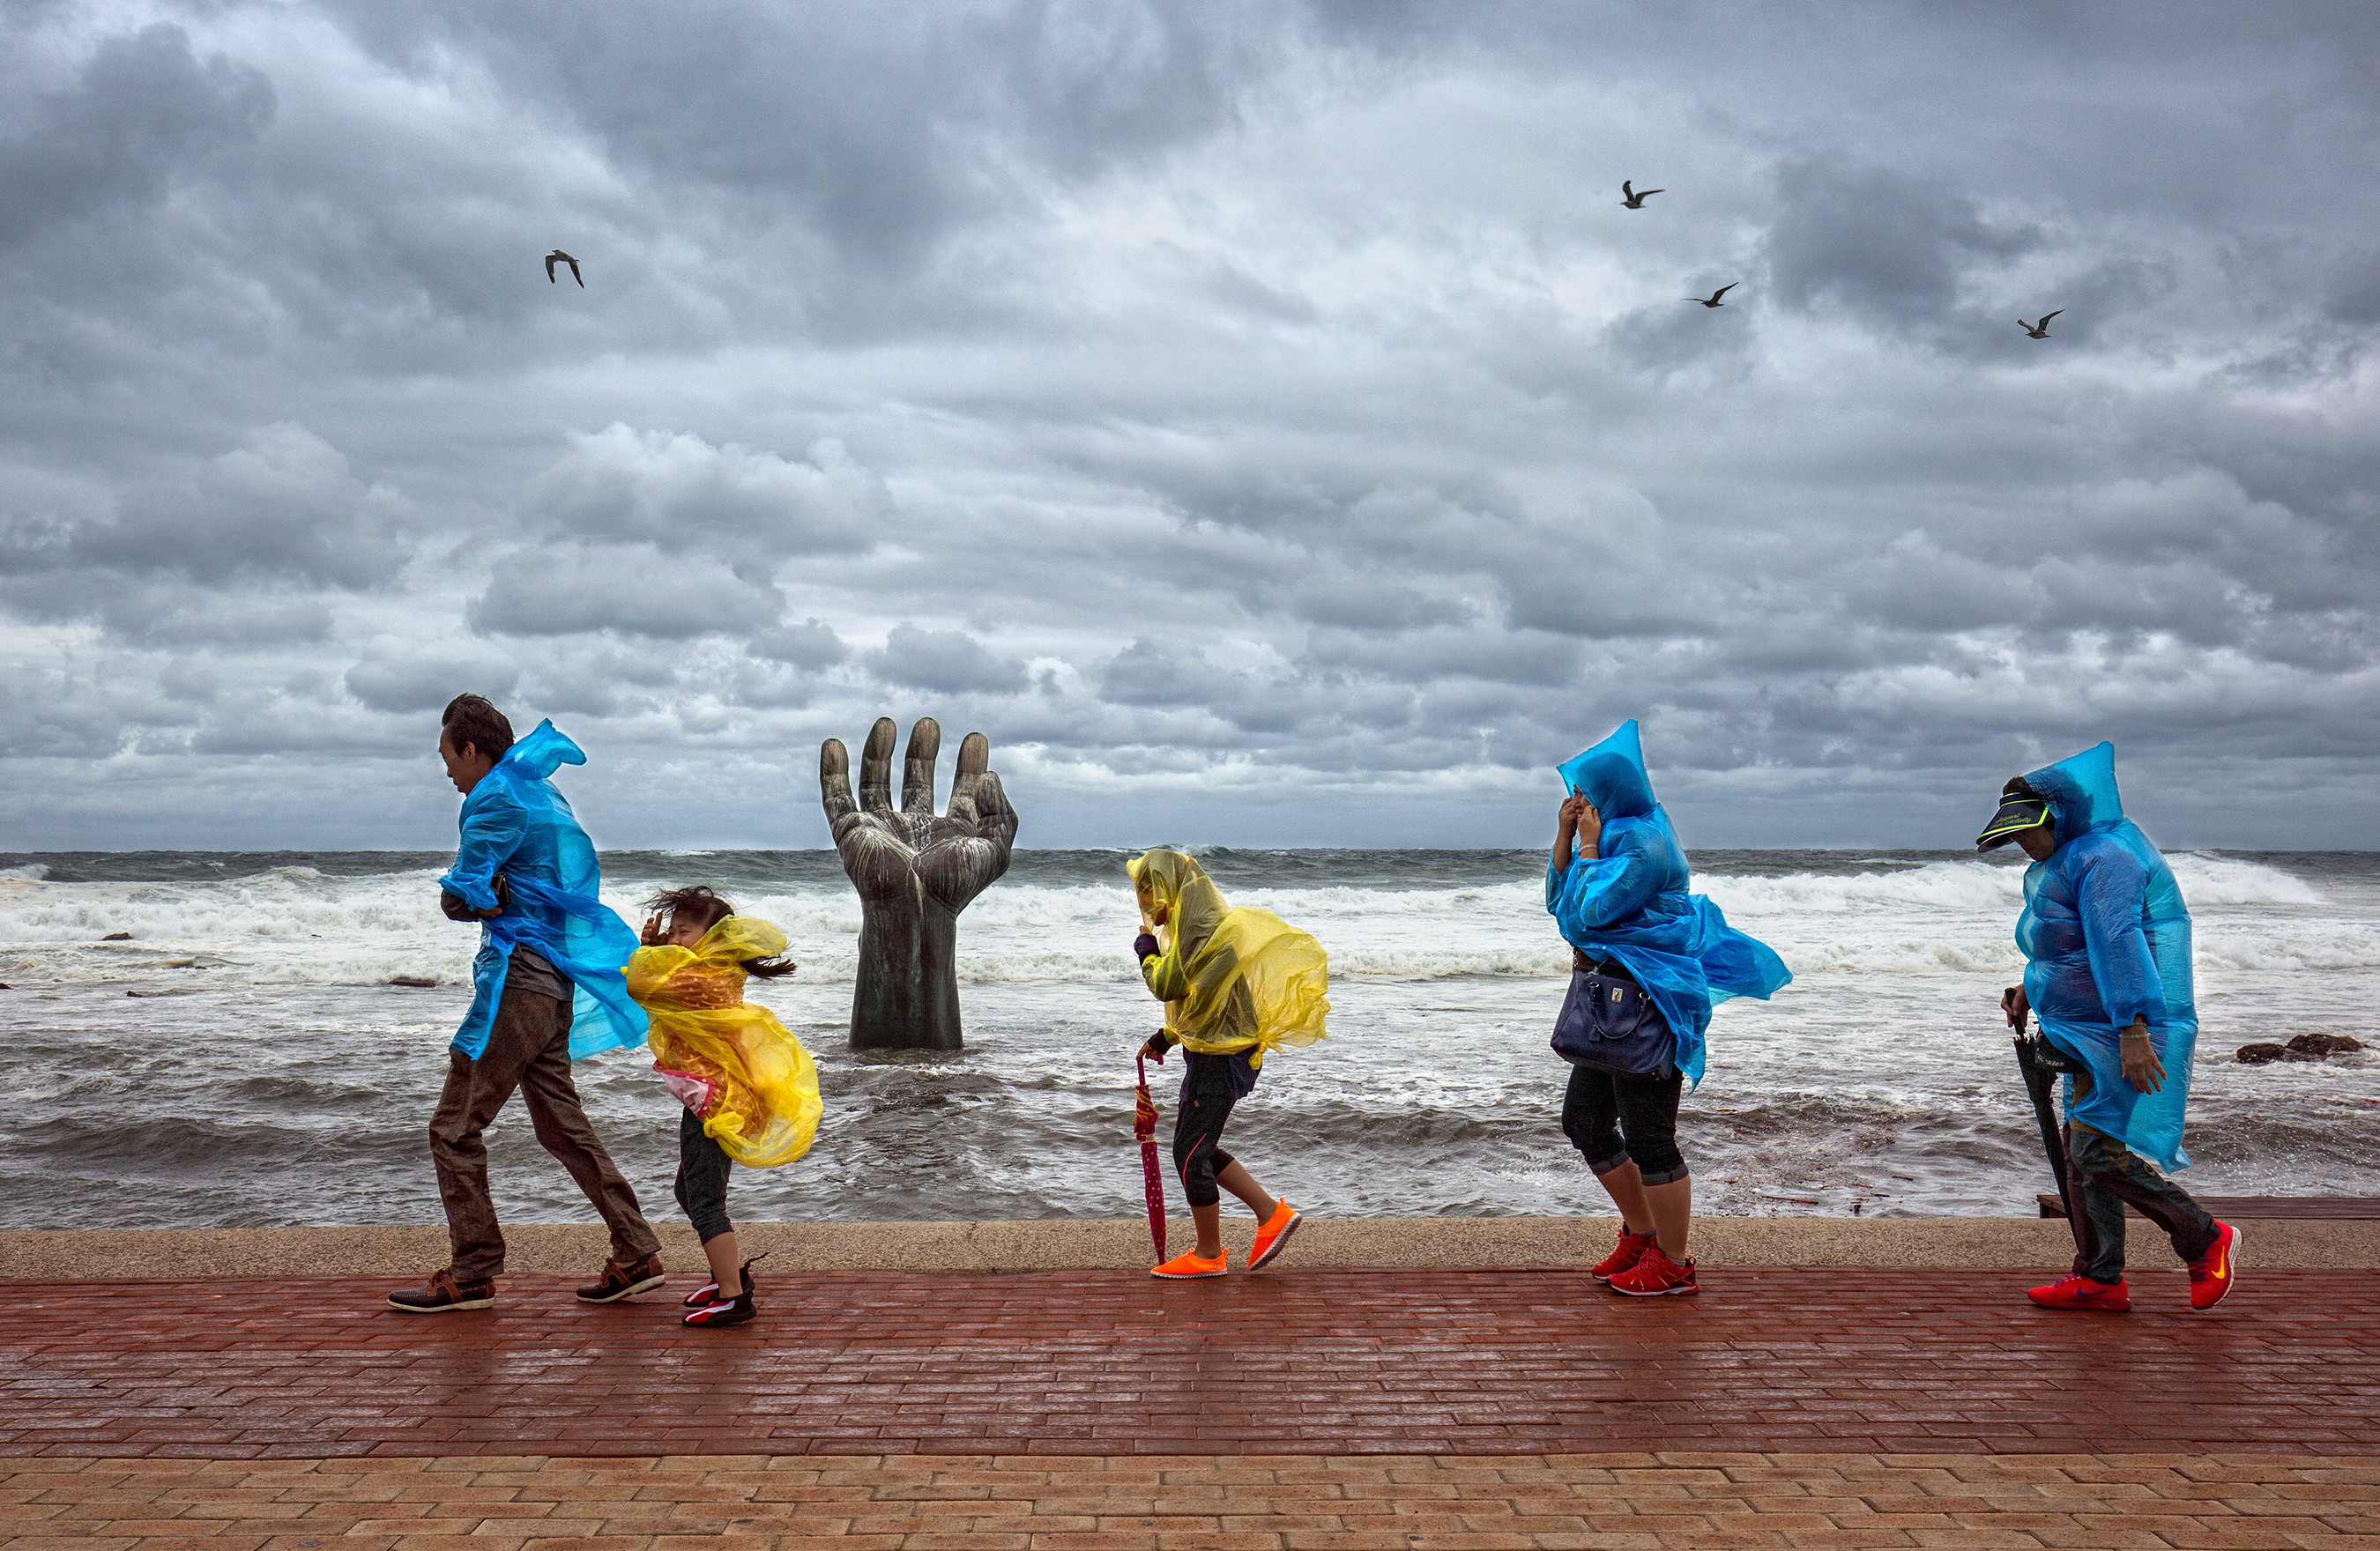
[1139,1037,1168,1064]
[1575,799,1603,855]
[2001,984,2030,1031]
[820,717,1019,909]
[639,913,666,946]
[2121,1019,2165,1094]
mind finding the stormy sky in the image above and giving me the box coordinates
[4,0,2377,851]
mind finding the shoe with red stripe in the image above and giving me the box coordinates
[1246,1201,1302,1272]
[682,1256,764,1329]
[1604,1245,1698,1296]
[2027,1272,2132,1311]
[1591,1228,1658,1283]
[2188,1221,2240,1310]
[1150,1248,1228,1279]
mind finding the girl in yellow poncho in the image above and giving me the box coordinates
[627,886,821,1329]
[1127,848,1329,1280]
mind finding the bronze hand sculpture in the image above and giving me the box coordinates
[819,716,1018,1050]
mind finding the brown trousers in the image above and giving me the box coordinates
[428,981,660,1280]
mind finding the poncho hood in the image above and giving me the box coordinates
[1556,720,1656,820]
[2021,739,2124,851]
[495,720,586,784]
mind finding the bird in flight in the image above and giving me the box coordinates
[1685,283,1737,308]
[1621,180,1664,209]
[546,249,583,286]
[2019,309,2062,338]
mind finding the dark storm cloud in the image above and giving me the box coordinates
[866,624,1030,696]
[3,0,2377,847]
[0,23,272,248]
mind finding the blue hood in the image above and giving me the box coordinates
[2023,740,2123,851]
[1557,719,1656,820]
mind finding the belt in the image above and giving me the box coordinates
[1572,948,1636,984]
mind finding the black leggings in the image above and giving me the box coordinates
[673,1108,733,1243]
[1172,1055,1241,1209]
[1562,1064,1687,1186]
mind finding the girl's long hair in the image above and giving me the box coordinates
[642,885,798,978]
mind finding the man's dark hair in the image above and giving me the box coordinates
[440,694,515,761]
[643,885,797,978]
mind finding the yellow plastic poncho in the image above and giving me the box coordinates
[1127,849,1329,1069]
[625,916,822,1169]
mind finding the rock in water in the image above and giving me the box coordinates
[2236,1043,2287,1065]
[100,931,132,941]
[2286,1031,2363,1060]
[388,976,437,988]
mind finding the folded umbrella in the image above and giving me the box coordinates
[1135,1050,1166,1263]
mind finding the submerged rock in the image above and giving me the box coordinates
[387,975,437,989]
[2287,1031,2364,1060]
[100,931,132,941]
[2236,1043,2287,1065]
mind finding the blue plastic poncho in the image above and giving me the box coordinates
[1547,721,1791,1085]
[2014,741,2197,1170]
[437,720,648,1061]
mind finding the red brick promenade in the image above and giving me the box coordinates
[4,1269,2370,1459]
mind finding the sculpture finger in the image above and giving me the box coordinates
[859,716,897,814]
[971,768,1019,855]
[820,739,858,828]
[947,731,990,827]
[902,717,942,816]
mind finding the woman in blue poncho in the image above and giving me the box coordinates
[1981,741,2238,1313]
[1546,721,1790,1298]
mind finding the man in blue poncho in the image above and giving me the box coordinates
[1982,741,2239,1313]
[1547,720,1791,1297]
[388,695,664,1314]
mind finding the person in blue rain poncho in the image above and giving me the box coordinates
[1546,721,1790,1298]
[388,695,667,1315]
[1982,741,2240,1313]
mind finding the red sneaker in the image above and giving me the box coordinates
[1605,1245,1698,1296]
[2188,1221,2240,1310]
[2028,1273,2132,1311]
[1591,1228,1658,1283]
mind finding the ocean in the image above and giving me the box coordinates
[1,847,2374,1230]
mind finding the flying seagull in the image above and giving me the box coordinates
[1621,179,1664,209]
[545,249,583,286]
[1685,283,1737,308]
[2019,309,2062,338]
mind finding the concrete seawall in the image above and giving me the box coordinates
[6,1213,2376,1279]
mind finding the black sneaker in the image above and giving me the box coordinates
[682,1250,770,1308]
[682,1255,765,1329]
[389,1268,495,1313]
[575,1251,666,1304]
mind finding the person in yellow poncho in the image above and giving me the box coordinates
[1128,849,1329,1280]
[627,886,822,1329]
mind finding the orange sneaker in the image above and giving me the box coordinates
[1151,1248,1228,1279]
[2188,1221,2240,1310]
[1246,1201,1303,1272]
[2027,1272,2132,1311]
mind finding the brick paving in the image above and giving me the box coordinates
[4,1451,2377,1550]
[4,1269,2374,1459]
